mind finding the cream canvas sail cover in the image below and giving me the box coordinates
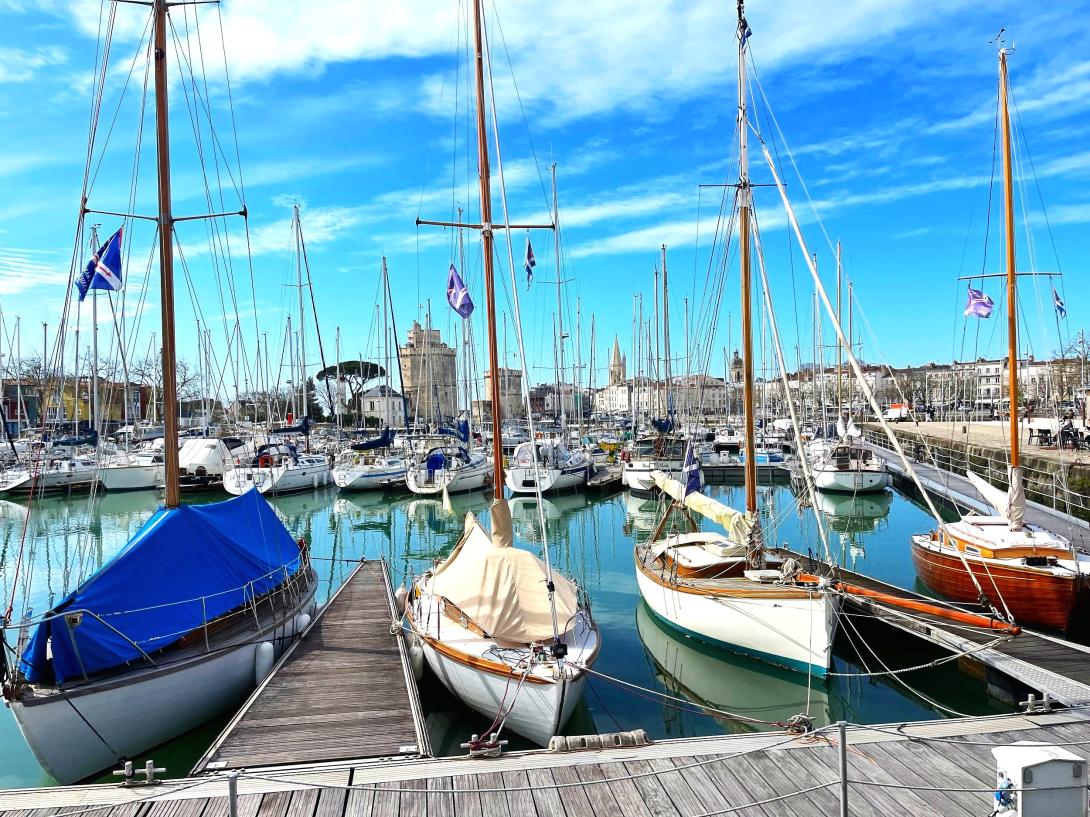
[651,470,754,544]
[425,500,578,644]
[966,468,1025,529]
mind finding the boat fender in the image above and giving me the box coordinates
[258,455,273,468]
[294,612,311,635]
[408,639,425,680]
[254,641,275,684]
[394,586,409,615]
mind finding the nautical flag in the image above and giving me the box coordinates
[446,263,474,318]
[1054,288,1067,319]
[76,227,124,302]
[524,234,536,288]
[683,442,701,497]
[964,286,994,319]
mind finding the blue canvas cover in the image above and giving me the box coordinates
[351,427,393,451]
[19,490,302,685]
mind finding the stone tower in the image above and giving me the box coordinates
[609,335,626,386]
[730,349,743,384]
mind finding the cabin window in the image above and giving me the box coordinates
[965,546,979,554]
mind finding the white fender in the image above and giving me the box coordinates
[294,612,311,635]
[254,641,275,684]
[408,639,425,681]
[394,586,409,615]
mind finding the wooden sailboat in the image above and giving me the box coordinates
[405,0,599,748]
[2,1,318,783]
[910,44,1089,631]
[634,1,839,676]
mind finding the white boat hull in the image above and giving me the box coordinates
[813,468,891,494]
[623,461,699,497]
[333,464,407,491]
[100,464,164,492]
[406,460,491,495]
[10,589,317,784]
[0,465,99,494]
[505,464,590,495]
[634,567,838,676]
[419,639,585,746]
[224,462,332,496]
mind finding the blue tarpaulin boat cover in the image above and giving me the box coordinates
[19,490,302,685]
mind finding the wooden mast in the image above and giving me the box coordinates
[153,0,180,509]
[999,47,1019,469]
[737,0,757,515]
[471,0,504,500]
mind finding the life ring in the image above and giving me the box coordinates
[535,431,543,440]
[258,454,273,468]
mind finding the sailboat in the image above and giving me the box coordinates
[910,44,1090,631]
[224,207,332,496]
[333,259,408,491]
[808,416,891,493]
[634,4,839,676]
[1,1,318,783]
[405,0,599,748]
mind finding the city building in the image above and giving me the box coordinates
[483,367,524,419]
[359,384,406,427]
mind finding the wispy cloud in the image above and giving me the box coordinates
[0,45,65,83]
[0,247,70,294]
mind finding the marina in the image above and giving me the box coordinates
[2,0,1090,811]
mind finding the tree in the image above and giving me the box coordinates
[315,360,386,420]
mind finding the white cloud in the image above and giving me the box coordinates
[0,247,70,294]
[0,45,66,83]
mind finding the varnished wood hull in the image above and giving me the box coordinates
[910,537,1077,631]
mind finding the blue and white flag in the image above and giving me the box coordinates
[964,286,994,319]
[1054,288,1067,319]
[524,233,536,288]
[446,263,474,319]
[76,227,123,302]
[683,442,701,497]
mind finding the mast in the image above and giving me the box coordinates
[836,240,842,416]
[294,205,307,426]
[552,164,566,430]
[89,226,101,439]
[153,0,180,508]
[471,0,505,500]
[737,0,757,516]
[662,245,671,425]
[999,46,1019,471]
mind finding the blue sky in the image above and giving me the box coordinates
[1,0,1088,400]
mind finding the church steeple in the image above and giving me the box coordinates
[609,335,626,386]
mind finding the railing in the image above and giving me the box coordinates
[860,426,1090,523]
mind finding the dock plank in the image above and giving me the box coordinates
[195,560,426,773]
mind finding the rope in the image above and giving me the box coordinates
[824,631,1012,678]
[573,663,808,730]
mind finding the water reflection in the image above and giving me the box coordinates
[815,490,893,569]
[0,481,1015,789]
[636,602,833,735]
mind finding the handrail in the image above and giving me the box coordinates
[861,426,1090,523]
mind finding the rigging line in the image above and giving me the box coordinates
[214,3,262,381]
[488,0,553,210]
[168,16,241,373]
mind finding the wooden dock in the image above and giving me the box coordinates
[6,708,1090,816]
[781,547,1090,707]
[586,463,623,492]
[192,559,430,773]
[703,462,791,484]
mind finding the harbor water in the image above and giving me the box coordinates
[0,480,1010,788]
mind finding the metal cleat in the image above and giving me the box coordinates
[1019,693,1055,714]
[461,732,507,758]
[112,759,166,786]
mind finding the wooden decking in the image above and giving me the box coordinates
[6,709,1090,816]
[191,559,429,773]
[782,547,1090,706]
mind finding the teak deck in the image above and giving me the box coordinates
[6,709,1090,817]
[191,559,429,774]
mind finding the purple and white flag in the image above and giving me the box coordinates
[446,263,474,318]
[964,286,994,319]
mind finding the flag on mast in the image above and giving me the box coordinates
[524,233,536,288]
[1054,288,1067,319]
[446,263,474,318]
[964,286,994,319]
[682,442,701,496]
[76,226,124,302]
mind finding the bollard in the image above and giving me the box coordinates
[837,720,849,817]
[227,771,239,817]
